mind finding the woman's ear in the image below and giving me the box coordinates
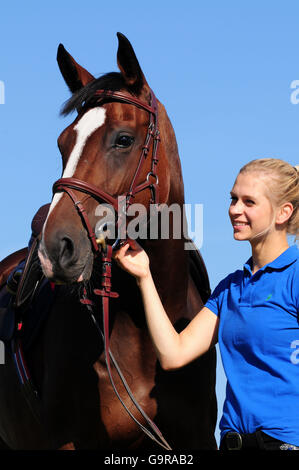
[276,202,294,226]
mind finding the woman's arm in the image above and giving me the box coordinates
[114,241,219,370]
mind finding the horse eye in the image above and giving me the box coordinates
[115,135,134,148]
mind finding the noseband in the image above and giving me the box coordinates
[52,88,161,253]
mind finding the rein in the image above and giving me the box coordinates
[52,89,172,450]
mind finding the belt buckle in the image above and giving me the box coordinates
[226,432,243,450]
[280,443,299,450]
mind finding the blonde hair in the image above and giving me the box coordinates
[239,158,299,239]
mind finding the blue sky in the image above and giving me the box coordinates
[1,0,299,446]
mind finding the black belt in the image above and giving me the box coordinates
[221,430,299,451]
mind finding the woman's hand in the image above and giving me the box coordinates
[113,239,150,281]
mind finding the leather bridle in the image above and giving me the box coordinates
[52,88,161,253]
[51,89,172,450]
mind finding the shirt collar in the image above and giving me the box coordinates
[243,245,298,275]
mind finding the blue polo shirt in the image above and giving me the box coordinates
[205,245,299,446]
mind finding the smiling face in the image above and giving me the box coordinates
[229,171,276,243]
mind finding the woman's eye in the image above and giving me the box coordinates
[115,135,134,148]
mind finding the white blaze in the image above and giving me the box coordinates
[47,107,106,216]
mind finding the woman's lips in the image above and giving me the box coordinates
[232,221,249,230]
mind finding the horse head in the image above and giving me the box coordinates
[39,33,184,285]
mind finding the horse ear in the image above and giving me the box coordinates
[57,44,95,93]
[116,33,149,95]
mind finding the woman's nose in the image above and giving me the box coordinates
[229,200,243,215]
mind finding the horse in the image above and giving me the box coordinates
[0,33,217,450]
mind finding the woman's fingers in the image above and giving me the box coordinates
[118,242,130,256]
[127,238,142,251]
[113,243,129,263]
[115,239,141,258]
[112,239,149,280]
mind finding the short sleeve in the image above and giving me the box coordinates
[204,274,233,317]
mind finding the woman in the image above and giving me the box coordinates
[114,158,299,451]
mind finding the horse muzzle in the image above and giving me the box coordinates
[38,231,94,284]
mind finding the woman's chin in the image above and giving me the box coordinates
[233,232,249,241]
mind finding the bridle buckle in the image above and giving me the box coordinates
[146,171,159,184]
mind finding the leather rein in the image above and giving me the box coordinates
[52,89,172,451]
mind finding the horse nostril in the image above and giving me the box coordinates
[59,236,75,267]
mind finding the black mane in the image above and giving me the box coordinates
[60,72,126,116]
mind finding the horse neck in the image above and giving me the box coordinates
[145,237,189,312]
[143,107,189,315]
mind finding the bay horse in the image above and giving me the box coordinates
[0,33,217,450]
